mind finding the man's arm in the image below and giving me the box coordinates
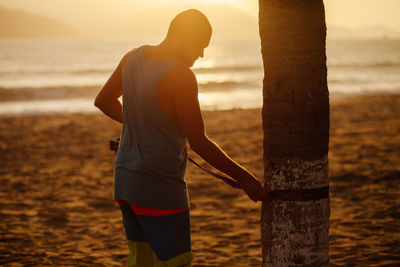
[169,66,266,202]
[94,51,133,123]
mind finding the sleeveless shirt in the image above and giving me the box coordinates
[113,45,189,210]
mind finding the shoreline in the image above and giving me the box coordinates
[1,92,400,117]
[1,93,399,266]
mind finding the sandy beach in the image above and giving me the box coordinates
[1,94,399,266]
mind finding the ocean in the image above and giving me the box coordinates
[0,38,399,115]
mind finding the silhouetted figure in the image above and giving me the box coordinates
[95,9,265,267]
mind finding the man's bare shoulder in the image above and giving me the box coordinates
[163,65,198,94]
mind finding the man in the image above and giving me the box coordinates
[95,9,265,267]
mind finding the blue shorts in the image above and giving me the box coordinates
[117,200,192,266]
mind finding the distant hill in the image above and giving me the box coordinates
[0,6,78,38]
[59,2,261,41]
[178,3,259,40]
[1,2,398,40]
[58,1,400,41]
[149,2,260,41]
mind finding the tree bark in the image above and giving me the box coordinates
[259,0,330,266]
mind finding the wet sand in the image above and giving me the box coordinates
[0,94,399,266]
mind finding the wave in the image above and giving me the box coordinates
[0,80,260,102]
[195,62,400,72]
[198,80,259,91]
[0,85,100,102]
[0,68,112,76]
[328,61,400,68]
[0,65,263,79]
[193,65,262,73]
[3,60,397,78]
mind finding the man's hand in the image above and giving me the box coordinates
[239,176,267,202]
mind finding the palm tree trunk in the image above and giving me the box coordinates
[259,0,330,266]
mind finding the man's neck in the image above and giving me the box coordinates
[146,40,177,62]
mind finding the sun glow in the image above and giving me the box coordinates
[184,0,249,13]
[190,0,229,4]
[192,59,215,70]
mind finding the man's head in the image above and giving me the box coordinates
[165,9,212,67]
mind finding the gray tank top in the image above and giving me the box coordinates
[113,45,188,210]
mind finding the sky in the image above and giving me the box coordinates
[1,0,400,39]
[0,0,399,29]
[208,0,400,32]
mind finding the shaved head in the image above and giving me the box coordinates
[166,9,212,45]
[162,9,212,67]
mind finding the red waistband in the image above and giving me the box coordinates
[116,200,189,216]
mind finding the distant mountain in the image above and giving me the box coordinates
[60,2,260,41]
[69,2,400,41]
[1,2,399,41]
[161,2,260,41]
[0,6,78,38]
